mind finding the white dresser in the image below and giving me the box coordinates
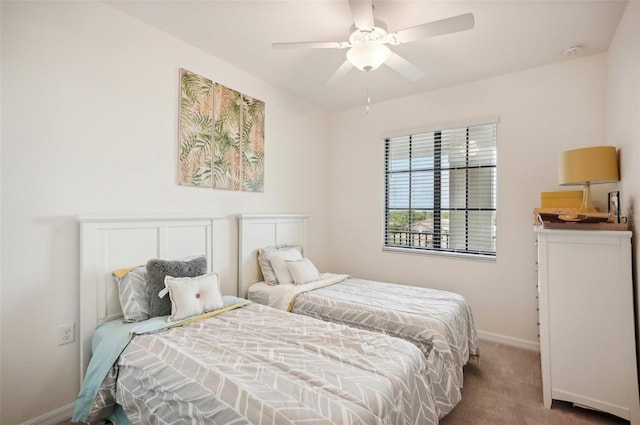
[535,227,640,424]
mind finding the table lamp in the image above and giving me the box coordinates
[558,146,619,213]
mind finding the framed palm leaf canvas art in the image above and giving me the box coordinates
[178,69,265,192]
[239,93,265,192]
[178,69,213,187]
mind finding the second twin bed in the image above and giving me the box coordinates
[239,214,479,418]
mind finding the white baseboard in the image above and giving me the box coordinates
[20,403,73,425]
[477,329,540,352]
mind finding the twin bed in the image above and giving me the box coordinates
[73,214,478,424]
[239,214,479,418]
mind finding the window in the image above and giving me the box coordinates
[384,122,497,258]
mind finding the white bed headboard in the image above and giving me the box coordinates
[78,214,223,383]
[237,214,308,297]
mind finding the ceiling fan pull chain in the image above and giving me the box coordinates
[366,87,371,114]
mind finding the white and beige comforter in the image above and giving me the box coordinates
[75,298,440,425]
[248,275,479,418]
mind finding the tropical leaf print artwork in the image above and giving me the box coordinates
[178,69,213,187]
[213,84,242,191]
[213,84,265,192]
[178,70,264,192]
[241,94,265,192]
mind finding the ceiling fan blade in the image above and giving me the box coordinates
[348,0,374,30]
[393,13,475,44]
[326,60,354,85]
[273,41,347,50]
[384,52,425,81]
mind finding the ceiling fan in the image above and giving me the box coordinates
[272,0,475,85]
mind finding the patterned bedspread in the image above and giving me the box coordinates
[96,302,439,424]
[286,277,479,418]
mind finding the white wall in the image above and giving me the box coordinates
[2,1,633,422]
[0,1,3,420]
[606,1,640,352]
[0,2,331,424]
[328,54,610,347]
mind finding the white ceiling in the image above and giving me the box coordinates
[106,0,628,112]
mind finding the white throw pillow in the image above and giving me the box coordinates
[286,258,321,285]
[258,245,302,285]
[269,248,303,285]
[164,272,224,322]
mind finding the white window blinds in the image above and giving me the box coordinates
[384,122,497,257]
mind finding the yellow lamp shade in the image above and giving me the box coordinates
[559,146,619,185]
[558,146,619,213]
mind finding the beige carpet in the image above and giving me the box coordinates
[59,339,629,425]
[440,340,629,425]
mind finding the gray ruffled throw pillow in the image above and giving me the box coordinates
[146,256,207,318]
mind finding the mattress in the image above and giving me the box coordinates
[248,275,479,418]
[75,298,439,425]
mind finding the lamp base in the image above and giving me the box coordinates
[578,182,598,213]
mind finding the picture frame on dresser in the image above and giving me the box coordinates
[608,191,620,223]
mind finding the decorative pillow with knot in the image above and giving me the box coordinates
[164,272,224,322]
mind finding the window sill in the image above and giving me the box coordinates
[382,246,496,262]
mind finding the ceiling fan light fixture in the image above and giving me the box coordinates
[346,42,392,72]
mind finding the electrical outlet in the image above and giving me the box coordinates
[57,324,75,346]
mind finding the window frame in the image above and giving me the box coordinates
[383,121,498,260]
